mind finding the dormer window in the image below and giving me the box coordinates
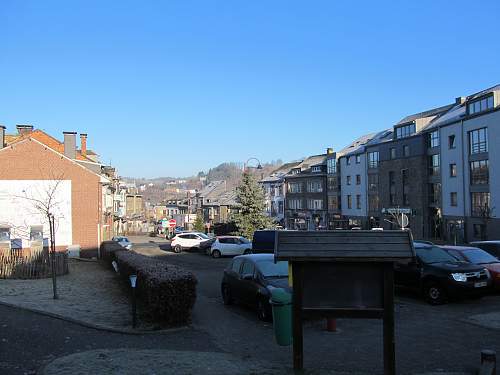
[468,94,494,115]
[291,168,301,175]
[311,166,322,173]
[395,123,416,139]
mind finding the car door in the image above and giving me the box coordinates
[394,257,422,290]
[237,260,260,306]
[226,238,239,255]
[217,238,228,255]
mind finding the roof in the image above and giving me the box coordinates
[198,180,226,197]
[5,129,94,162]
[235,253,275,261]
[466,84,500,102]
[338,133,377,157]
[396,104,454,126]
[274,230,415,262]
[260,161,303,183]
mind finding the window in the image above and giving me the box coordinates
[368,173,378,191]
[389,171,396,205]
[347,195,352,209]
[470,160,489,185]
[278,201,283,214]
[312,166,322,173]
[450,192,457,207]
[368,194,379,211]
[328,195,339,211]
[428,130,440,148]
[468,95,494,115]
[0,227,11,242]
[240,261,255,276]
[288,199,302,209]
[469,128,488,154]
[355,155,361,164]
[232,258,243,272]
[448,135,456,149]
[390,148,396,159]
[450,163,457,177]
[356,195,361,209]
[428,183,441,205]
[291,168,301,175]
[471,192,490,217]
[403,145,410,157]
[308,199,323,210]
[307,180,323,192]
[402,169,409,205]
[368,151,379,168]
[327,158,337,174]
[395,123,416,139]
[346,175,351,185]
[428,154,440,176]
[327,177,338,191]
[356,175,361,185]
[288,182,302,193]
[346,156,351,165]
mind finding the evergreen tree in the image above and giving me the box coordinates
[193,213,205,232]
[232,173,275,239]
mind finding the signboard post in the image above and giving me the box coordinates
[275,230,415,374]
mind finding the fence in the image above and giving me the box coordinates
[0,248,69,279]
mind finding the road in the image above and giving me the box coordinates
[1,236,499,374]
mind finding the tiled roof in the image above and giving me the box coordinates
[339,132,377,156]
[396,104,454,126]
[5,129,93,162]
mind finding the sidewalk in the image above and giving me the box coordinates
[0,259,151,332]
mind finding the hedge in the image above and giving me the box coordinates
[100,242,197,327]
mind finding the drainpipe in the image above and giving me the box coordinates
[460,119,467,243]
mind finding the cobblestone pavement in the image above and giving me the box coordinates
[0,259,138,331]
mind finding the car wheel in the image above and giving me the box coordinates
[222,284,233,305]
[243,249,252,255]
[212,250,221,258]
[257,298,272,322]
[424,282,446,305]
[174,245,182,254]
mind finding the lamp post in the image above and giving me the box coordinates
[129,274,138,328]
[244,157,263,174]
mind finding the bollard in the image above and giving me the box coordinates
[326,318,337,332]
[479,349,496,375]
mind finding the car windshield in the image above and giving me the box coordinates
[239,237,250,244]
[463,249,498,264]
[256,260,288,278]
[416,246,457,264]
[197,233,210,239]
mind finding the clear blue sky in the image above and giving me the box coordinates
[1,0,499,178]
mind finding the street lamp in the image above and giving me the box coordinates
[244,157,263,173]
[129,274,138,328]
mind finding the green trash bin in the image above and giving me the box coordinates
[270,288,293,346]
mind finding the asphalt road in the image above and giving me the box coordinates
[1,236,499,375]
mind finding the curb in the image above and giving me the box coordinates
[0,301,191,335]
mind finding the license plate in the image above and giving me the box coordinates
[474,282,487,288]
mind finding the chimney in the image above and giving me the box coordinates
[80,133,87,157]
[455,96,466,105]
[16,124,34,135]
[63,131,77,159]
[0,125,5,150]
[326,147,334,154]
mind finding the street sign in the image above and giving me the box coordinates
[168,219,176,228]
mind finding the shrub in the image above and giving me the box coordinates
[114,250,197,327]
[100,240,124,265]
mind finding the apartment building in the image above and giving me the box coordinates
[284,153,328,230]
[260,161,302,226]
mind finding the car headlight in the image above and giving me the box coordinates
[451,273,468,282]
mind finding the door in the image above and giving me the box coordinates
[236,260,259,306]
[226,238,240,255]
[394,258,422,290]
[217,238,229,255]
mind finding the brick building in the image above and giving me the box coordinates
[0,125,112,257]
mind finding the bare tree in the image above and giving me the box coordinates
[477,204,495,240]
[8,172,67,299]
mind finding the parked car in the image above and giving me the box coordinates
[170,232,215,253]
[209,236,252,258]
[469,241,500,259]
[112,236,132,250]
[394,242,491,304]
[442,245,500,291]
[251,230,278,254]
[221,254,289,321]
